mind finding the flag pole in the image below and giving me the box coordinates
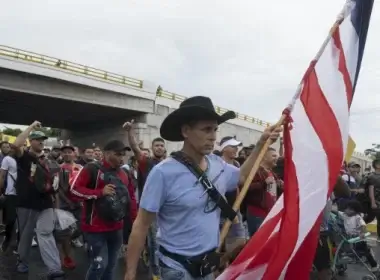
[218,1,353,252]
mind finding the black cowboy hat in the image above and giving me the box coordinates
[160,96,236,141]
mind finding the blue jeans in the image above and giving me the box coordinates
[159,263,214,280]
[85,229,122,280]
[246,212,265,237]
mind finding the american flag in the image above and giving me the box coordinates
[217,0,374,279]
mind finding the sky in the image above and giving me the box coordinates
[0,0,379,152]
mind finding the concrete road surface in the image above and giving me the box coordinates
[0,239,380,280]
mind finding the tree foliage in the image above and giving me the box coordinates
[364,143,380,159]
[1,127,61,137]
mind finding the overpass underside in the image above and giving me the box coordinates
[0,88,140,128]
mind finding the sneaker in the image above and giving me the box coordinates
[62,256,76,269]
[71,238,83,248]
[31,237,38,247]
[47,270,65,279]
[16,261,29,273]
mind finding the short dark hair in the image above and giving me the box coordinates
[213,150,222,156]
[152,137,165,145]
[346,200,363,213]
[81,147,93,153]
[0,141,9,148]
[243,144,255,151]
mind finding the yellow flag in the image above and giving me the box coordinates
[1,134,30,146]
[345,136,356,162]
[2,134,16,143]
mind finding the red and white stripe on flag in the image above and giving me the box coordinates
[217,5,362,280]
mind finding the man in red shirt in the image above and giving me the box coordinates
[71,140,137,280]
[57,144,83,269]
[244,147,283,236]
[123,120,166,278]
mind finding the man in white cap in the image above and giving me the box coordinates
[218,136,246,253]
[219,136,242,167]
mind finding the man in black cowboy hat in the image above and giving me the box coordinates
[125,96,281,280]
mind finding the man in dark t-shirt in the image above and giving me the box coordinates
[364,159,380,237]
[13,124,64,279]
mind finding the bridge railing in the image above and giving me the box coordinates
[0,45,143,89]
[156,88,272,128]
[0,45,271,128]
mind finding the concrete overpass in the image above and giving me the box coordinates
[0,45,372,166]
[0,45,271,151]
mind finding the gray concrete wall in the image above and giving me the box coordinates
[63,104,279,155]
[0,68,155,113]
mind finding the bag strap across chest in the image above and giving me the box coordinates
[171,151,237,222]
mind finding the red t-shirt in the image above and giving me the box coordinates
[61,163,82,185]
[246,168,277,218]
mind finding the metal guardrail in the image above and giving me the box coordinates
[156,89,272,128]
[0,45,270,127]
[0,45,143,89]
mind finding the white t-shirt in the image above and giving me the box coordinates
[341,212,366,236]
[341,174,357,186]
[1,156,18,195]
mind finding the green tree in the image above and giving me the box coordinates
[1,127,61,138]
[1,127,22,136]
[364,143,380,159]
[39,127,61,137]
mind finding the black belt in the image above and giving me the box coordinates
[159,246,220,278]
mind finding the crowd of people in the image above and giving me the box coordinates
[0,96,379,280]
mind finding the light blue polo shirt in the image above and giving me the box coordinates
[139,154,240,270]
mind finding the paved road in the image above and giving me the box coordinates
[0,241,150,280]
[0,238,379,280]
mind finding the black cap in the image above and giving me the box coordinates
[60,144,75,152]
[103,140,131,152]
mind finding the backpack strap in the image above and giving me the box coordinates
[84,162,107,224]
[171,151,237,222]
[86,162,110,190]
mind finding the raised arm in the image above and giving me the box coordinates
[13,121,41,157]
[123,120,143,161]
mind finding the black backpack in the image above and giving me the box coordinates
[87,163,131,222]
[32,158,61,193]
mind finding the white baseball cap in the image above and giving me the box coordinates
[219,136,242,151]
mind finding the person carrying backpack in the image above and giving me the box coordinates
[70,139,137,280]
[12,123,64,279]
